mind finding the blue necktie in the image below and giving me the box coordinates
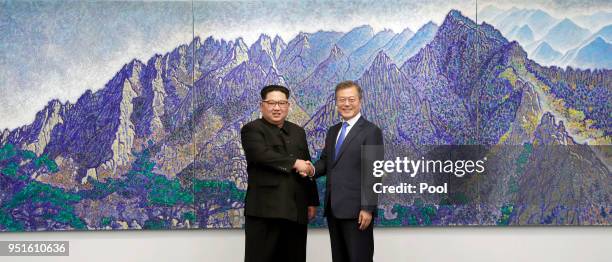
[335,122,349,161]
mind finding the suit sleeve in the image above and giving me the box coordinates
[361,126,384,213]
[241,123,297,174]
[313,127,332,178]
[302,130,320,206]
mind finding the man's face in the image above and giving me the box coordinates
[335,86,362,120]
[260,90,290,126]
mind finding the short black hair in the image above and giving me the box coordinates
[335,80,363,99]
[260,84,290,100]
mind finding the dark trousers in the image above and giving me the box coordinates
[327,214,374,262]
[244,215,307,262]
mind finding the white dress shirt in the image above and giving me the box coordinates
[336,112,361,144]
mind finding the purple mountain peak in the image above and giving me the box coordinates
[283,32,311,58]
[296,32,310,41]
[257,34,271,42]
[250,34,272,51]
[439,9,505,44]
[146,53,164,65]
[372,50,393,66]
[190,36,202,49]
[201,35,229,53]
[126,58,145,68]
[446,9,471,24]
[234,37,248,49]
[329,44,344,58]
[285,32,310,52]
[229,37,249,60]
[248,34,278,71]
[439,10,474,34]
[203,35,219,47]
[252,34,272,49]
[365,50,399,75]
[47,98,63,107]
[272,35,285,46]
[44,99,68,114]
[271,35,286,59]
[121,59,145,78]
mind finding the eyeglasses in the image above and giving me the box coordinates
[262,100,290,108]
[336,96,358,105]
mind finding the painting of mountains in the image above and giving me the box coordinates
[1,1,610,231]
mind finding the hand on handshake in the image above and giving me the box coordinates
[293,159,314,178]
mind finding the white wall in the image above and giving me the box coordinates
[0,227,610,262]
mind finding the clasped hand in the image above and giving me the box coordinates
[293,159,314,178]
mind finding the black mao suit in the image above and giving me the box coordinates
[313,115,384,262]
[241,118,319,262]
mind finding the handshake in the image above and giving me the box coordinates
[293,159,315,178]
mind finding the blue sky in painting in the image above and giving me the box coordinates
[1,1,193,130]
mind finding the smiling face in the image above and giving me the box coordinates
[260,90,290,127]
[335,85,362,121]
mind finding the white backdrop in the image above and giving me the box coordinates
[0,227,610,262]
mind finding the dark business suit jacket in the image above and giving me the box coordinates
[314,116,383,219]
[241,118,319,225]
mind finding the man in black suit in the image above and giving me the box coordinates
[241,85,319,262]
[303,81,383,262]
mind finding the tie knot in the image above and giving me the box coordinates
[342,122,349,128]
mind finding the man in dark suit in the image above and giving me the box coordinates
[303,80,383,262]
[241,85,319,262]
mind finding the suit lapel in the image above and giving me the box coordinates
[332,117,365,167]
